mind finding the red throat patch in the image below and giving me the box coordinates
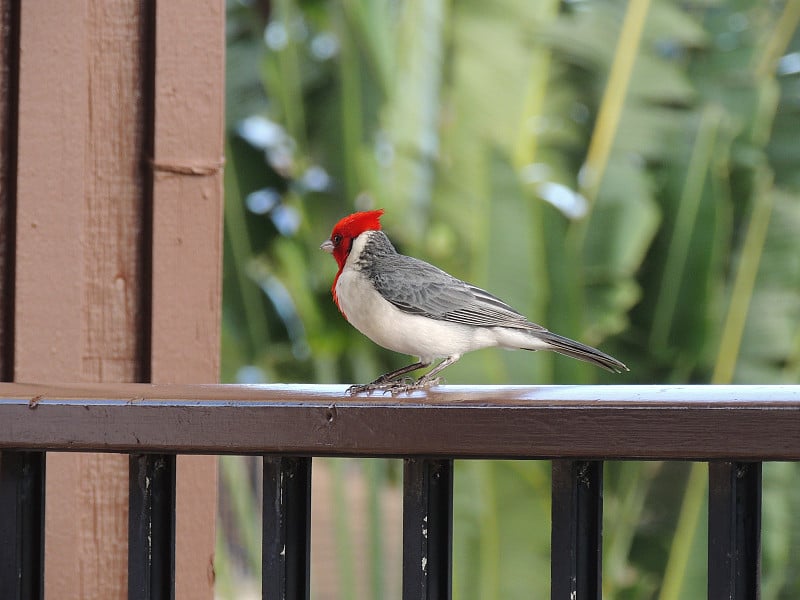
[326,209,385,320]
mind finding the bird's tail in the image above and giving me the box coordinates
[535,330,628,373]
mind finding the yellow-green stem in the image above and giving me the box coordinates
[579,0,651,206]
[712,171,775,385]
[657,463,707,600]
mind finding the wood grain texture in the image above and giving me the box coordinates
[15,2,86,381]
[151,0,224,385]
[11,0,223,596]
[15,1,147,597]
[152,2,224,598]
[15,0,91,591]
[84,0,148,383]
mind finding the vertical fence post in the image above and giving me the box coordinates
[262,457,312,600]
[403,458,453,600]
[708,461,761,599]
[0,451,45,600]
[15,0,154,594]
[551,460,603,600]
[150,0,225,595]
[129,454,177,600]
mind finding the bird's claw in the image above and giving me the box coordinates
[346,382,383,396]
[347,377,402,396]
[347,376,441,396]
[346,379,409,396]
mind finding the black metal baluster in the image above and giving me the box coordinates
[402,458,453,600]
[262,457,312,600]
[129,454,176,600]
[708,461,761,599]
[0,451,45,600]
[551,460,603,600]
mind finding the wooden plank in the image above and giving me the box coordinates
[708,461,761,598]
[402,458,453,600]
[551,460,603,600]
[262,457,312,600]
[150,2,225,598]
[151,0,224,383]
[13,1,223,597]
[16,1,93,597]
[15,0,148,596]
[83,0,149,384]
[15,4,85,371]
[1,384,800,459]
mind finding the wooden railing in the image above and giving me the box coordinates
[1,382,799,599]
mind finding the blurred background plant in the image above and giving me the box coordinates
[218,0,800,598]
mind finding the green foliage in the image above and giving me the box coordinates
[220,0,800,598]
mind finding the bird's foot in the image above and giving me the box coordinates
[347,376,441,396]
[414,375,442,389]
[346,382,381,396]
[346,378,411,396]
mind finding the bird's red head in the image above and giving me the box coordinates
[321,209,384,271]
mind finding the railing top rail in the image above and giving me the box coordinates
[1,383,799,460]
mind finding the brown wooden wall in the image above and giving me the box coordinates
[0,1,224,598]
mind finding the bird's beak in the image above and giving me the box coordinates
[320,239,334,253]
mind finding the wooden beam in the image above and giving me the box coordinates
[13,0,224,597]
[1,384,799,460]
[151,1,225,598]
[16,1,131,596]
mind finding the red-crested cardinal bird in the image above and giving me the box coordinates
[321,209,628,394]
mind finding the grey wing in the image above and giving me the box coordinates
[369,254,544,331]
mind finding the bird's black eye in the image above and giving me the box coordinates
[332,233,343,245]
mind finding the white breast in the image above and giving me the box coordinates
[335,235,499,362]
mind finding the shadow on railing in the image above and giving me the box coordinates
[1,383,799,599]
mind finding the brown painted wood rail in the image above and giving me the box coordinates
[1,382,798,599]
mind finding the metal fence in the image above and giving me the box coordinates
[1,382,799,599]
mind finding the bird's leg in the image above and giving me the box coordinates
[347,361,431,395]
[409,354,461,389]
